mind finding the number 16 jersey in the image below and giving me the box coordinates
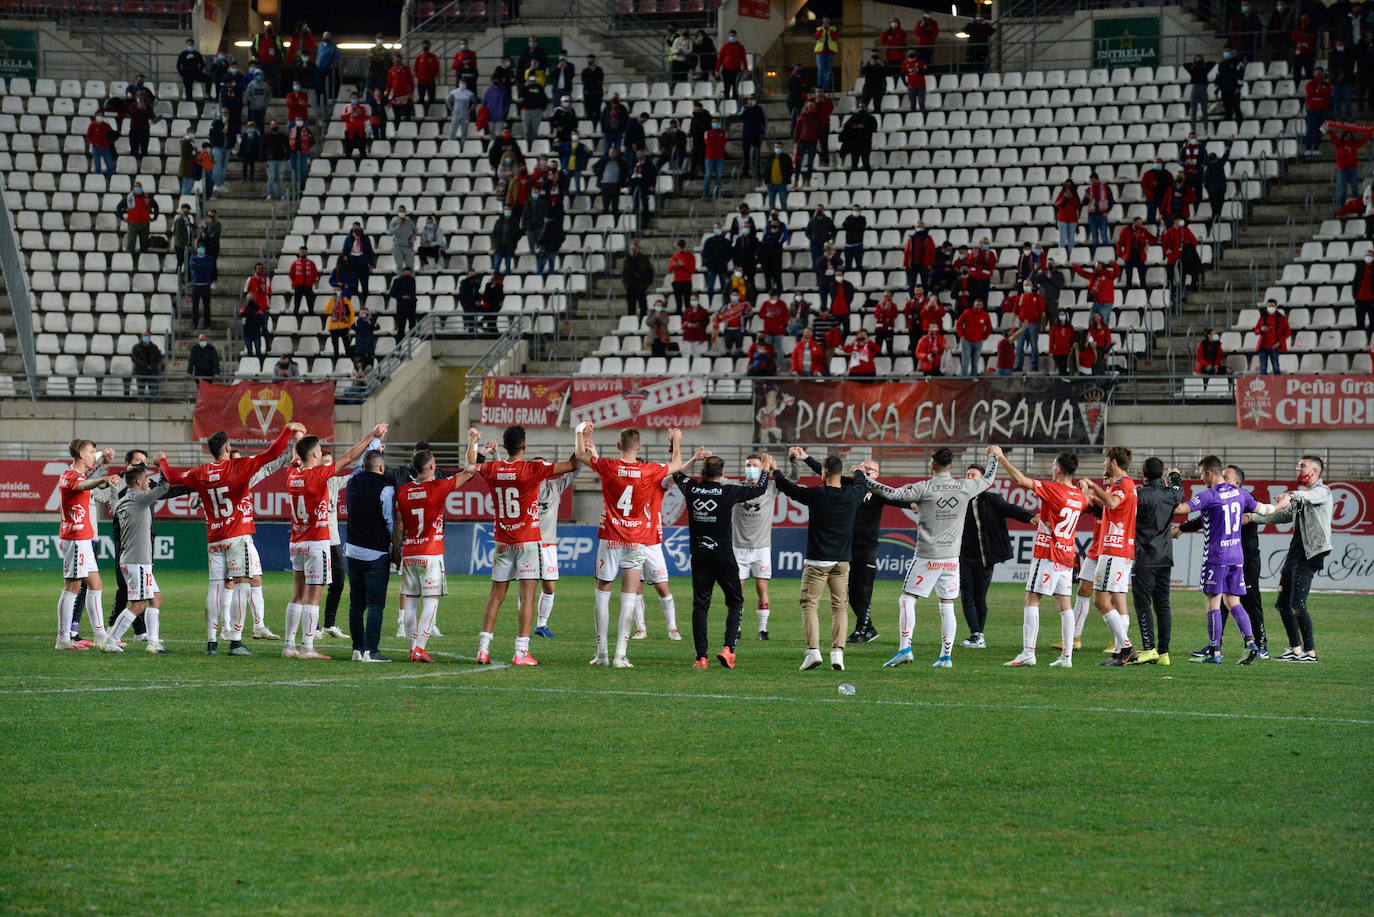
[475,459,560,545]
[1032,479,1087,567]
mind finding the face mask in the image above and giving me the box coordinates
[980,242,989,250]
[198,339,209,347]
[1296,471,1315,486]
[744,467,762,482]
[460,44,468,50]
[296,119,304,127]
[197,247,206,255]
[1338,45,1346,52]
[714,229,722,235]
[1223,52,1232,59]
[1024,286,1032,292]
[141,336,150,343]
[133,186,143,194]
[1267,305,1276,313]
[1033,246,1042,253]
[731,295,739,302]
[729,36,737,42]
[774,147,782,153]
[1154,163,1163,170]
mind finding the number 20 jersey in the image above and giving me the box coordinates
[1032,479,1087,567]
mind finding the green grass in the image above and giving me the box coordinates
[1,570,1370,915]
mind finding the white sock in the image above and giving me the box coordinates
[634,593,646,630]
[659,594,677,632]
[593,589,611,653]
[1073,593,1090,637]
[250,585,266,628]
[302,605,320,650]
[402,596,419,648]
[232,583,250,639]
[417,597,438,649]
[145,608,161,643]
[1059,609,1075,660]
[1103,609,1131,648]
[205,582,223,636]
[514,635,529,655]
[756,602,770,630]
[537,591,554,627]
[477,630,493,656]
[58,590,76,640]
[616,592,637,657]
[283,602,302,646]
[218,586,233,637]
[110,608,137,642]
[1022,605,1039,653]
[85,591,106,639]
[897,593,916,651]
[937,600,955,658]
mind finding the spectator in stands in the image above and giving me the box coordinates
[572,53,601,123]
[406,40,438,111]
[546,49,575,100]
[1203,140,1234,222]
[238,123,261,180]
[1329,35,1356,119]
[929,240,958,293]
[482,81,511,143]
[518,78,548,142]
[1178,130,1204,201]
[693,30,717,81]
[555,132,591,205]
[716,292,750,355]
[701,119,727,201]
[1053,180,1080,253]
[746,335,777,376]
[445,82,476,142]
[1160,172,1195,224]
[458,269,482,337]
[252,24,286,91]
[1071,259,1121,325]
[84,112,116,180]
[365,35,393,95]
[702,223,732,304]
[622,241,654,318]
[791,328,824,376]
[654,118,687,175]
[788,293,812,338]
[170,203,196,276]
[200,208,221,278]
[208,108,231,189]
[880,16,907,78]
[815,242,842,311]
[1228,3,1264,61]
[686,101,711,180]
[628,150,658,223]
[813,17,839,91]
[245,71,271,134]
[1268,3,1296,62]
[261,121,289,200]
[1115,217,1155,293]
[600,92,629,155]
[736,93,767,179]
[759,216,787,292]
[915,325,947,376]
[1304,67,1334,156]
[244,262,272,343]
[966,12,996,72]
[955,299,993,376]
[1014,242,1044,285]
[804,205,836,269]
[177,38,205,101]
[681,296,709,362]
[1292,15,1318,80]
[189,245,213,328]
[388,207,417,274]
[913,11,939,64]
[966,238,996,305]
[1162,217,1202,302]
[785,64,806,130]
[548,95,577,145]
[341,223,375,307]
[842,329,879,377]
[899,49,929,116]
[732,229,759,293]
[288,247,319,316]
[646,301,671,358]
[1327,123,1374,206]
[1141,157,1172,225]
[285,78,309,125]
[859,50,887,112]
[668,29,694,88]
[839,210,867,270]
[1087,313,1113,369]
[274,354,299,378]
[1215,48,1244,125]
[813,89,835,167]
[1011,281,1045,372]
[716,30,748,101]
[126,96,152,163]
[382,263,416,339]
[324,285,356,357]
[1357,33,1374,111]
[1031,258,1066,320]
[314,32,339,107]
[1182,56,1211,136]
[866,291,895,356]
[188,333,219,381]
[1195,329,1228,375]
[918,292,945,334]
[840,101,877,176]
[341,92,368,159]
[902,222,935,294]
[292,52,317,107]
[1254,299,1290,374]
[353,308,377,367]
[1047,313,1075,375]
[416,216,446,273]
[1073,334,1097,375]
[594,147,626,215]
[131,334,163,397]
[287,118,312,190]
[753,289,787,355]
[991,326,1016,375]
[491,206,518,275]
[116,182,157,255]
[518,36,548,84]
[665,240,696,313]
[536,203,565,277]
[1352,250,1374,333]
[367,88,389,141]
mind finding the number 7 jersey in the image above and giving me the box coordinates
[474,459,561,544]
[398,476,462,556]
[1032,479,1087,567]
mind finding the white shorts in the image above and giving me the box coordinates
[492,541,540,582]
[1093,555,1133,593]
[247,539,262,578]
[539,543,560,581]
[1078,555,1097,583]
[208,535,255,581]
[289,539,333,586]
[735,546,772,580]
[59,538,98,580]
[903,556,960,600]
[400,554,448,597]
[1028,557,1075,597]
[595,541,646,581]
[642,542,669,585]
[121,564,159,601]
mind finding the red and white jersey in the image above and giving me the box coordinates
[588,456,669,545]
[58,468,97,540]
[397,475,461,556]
[1093,474,1138,560]
[1032,479,1086,567]
[160,427,291,543]
[1084,515,1101,561]
[475,459,559,544]
[287,461,338,543]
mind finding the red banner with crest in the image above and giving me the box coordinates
[569,377,704,429]
[1234,374,1374,430]
[192,381,335,443]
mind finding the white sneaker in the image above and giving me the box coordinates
[1049,654,1073,668]
[282,646,301,658]
[252,626,280,640]
[1004,650,1037,667]
[99,637,124,653]
[322,625,347,639]
[55,637,79,650]
[612,655,634,668]
[631,628,648,640]
[960,633,986,648]
[430,624,444,638]
[667,629,682,641]
[799,648,824,670]
[830,649,845,671]
[351,649,364,661]
[133,633,149,643]
[395,623,407,639]
[589,652,609,666]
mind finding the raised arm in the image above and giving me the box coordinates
[664,427,685,475]
[987,444,1032,490]
[465,426,482,468]
[332,423,388,474]
[250,422,304,475]
[574,422,595,466]
[771,467,808,504]
[1080,477,1120,509]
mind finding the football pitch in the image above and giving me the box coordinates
[1,570,1370,915]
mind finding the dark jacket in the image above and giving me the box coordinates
[622,251,654,294]
[960,490,1036,567]
[772,470,868,562]
[763,150,793,185]
[1134,471,1184,568]
[701,234,732,273]
[188,341,220,379]
[802,456,910,558]
[739,103,767,141]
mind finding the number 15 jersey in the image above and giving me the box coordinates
[475,459,560,545]
[1032,479,1087,567]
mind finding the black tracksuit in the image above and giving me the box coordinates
[674,471,771,659]
[1137,471,1185,654]
[1179,495,1266,650]
[958,490,1035,636]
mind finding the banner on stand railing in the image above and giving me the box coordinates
[1235,374,1374,430]
[569,377,704,429]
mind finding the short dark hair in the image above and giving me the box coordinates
[1301,454,1324,474]
[931,447,954,470]
[1198,454,1223,477]
[363,450,385,472]
[411,449,434,474]
[1225,463,1245,484]
[1055,453,1079,476]
[1143,456,1164,479]
[123,466,147,486]
[415,440,433,451]
[503,425,526,456]
[822,455,844,477]
[702,456,725,479]
[1106,446,1132,471]
[966,463,983,474]
[295,435,320,461]
[124,449,147,465]
[207,431,229,459]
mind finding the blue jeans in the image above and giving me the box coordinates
[1087,214,1109,248]
[492,251,513,274]
[1014,322,1039,370]
[816,52,835,91]
[1334,83,1353,119]
[249,108,266,132]
[211,146,230,184]
[1258,347,1280,374]
[1090,301,1112,325]
[266,160,285,198]
[1057,220,1076,253]
[180,176,197,195]
[796,141,817,180]
[567,171,584,198]
[290,151,310,188]
[536,251,558,276]
[766,183,789,212]
[960,340,983,376]
[347,553,390,654]
[92,147,114,176]
[1305,109,1325,151]
[704,269,725,301]
[703,158,723,198]
[1337,167,1360,207]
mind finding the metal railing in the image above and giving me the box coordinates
[462,313,528,401]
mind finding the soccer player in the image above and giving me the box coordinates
[283,424,388,659]
[1172,454,1275,664]
[1078,446,1140,666]
[575,423,685,668]
[863,446,999,669]
[1134,457,1185,665]
[1247,455,1330,662]
[630,467,682,642]
[533,456,578,638]
[468,425,578,666]
[731,452,779,639]
[1059,515,1101,654]
[393,447,476,662]
[391,439,472,639]
[992,446,1085,668]
[958,462,1037,647]
[773,451,868,672]
[319,451,349,640]
[108,464,172,653]
[675,451,775,668]
[219,447,289,642]
[55,440,117,651]
[1179,464,1267,658]
[160,423,304,655]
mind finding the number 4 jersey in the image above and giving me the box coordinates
[588,456,670,546]
[474,459,562,544]
[1032,479,1087,567]
[1186,482,1258,566]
